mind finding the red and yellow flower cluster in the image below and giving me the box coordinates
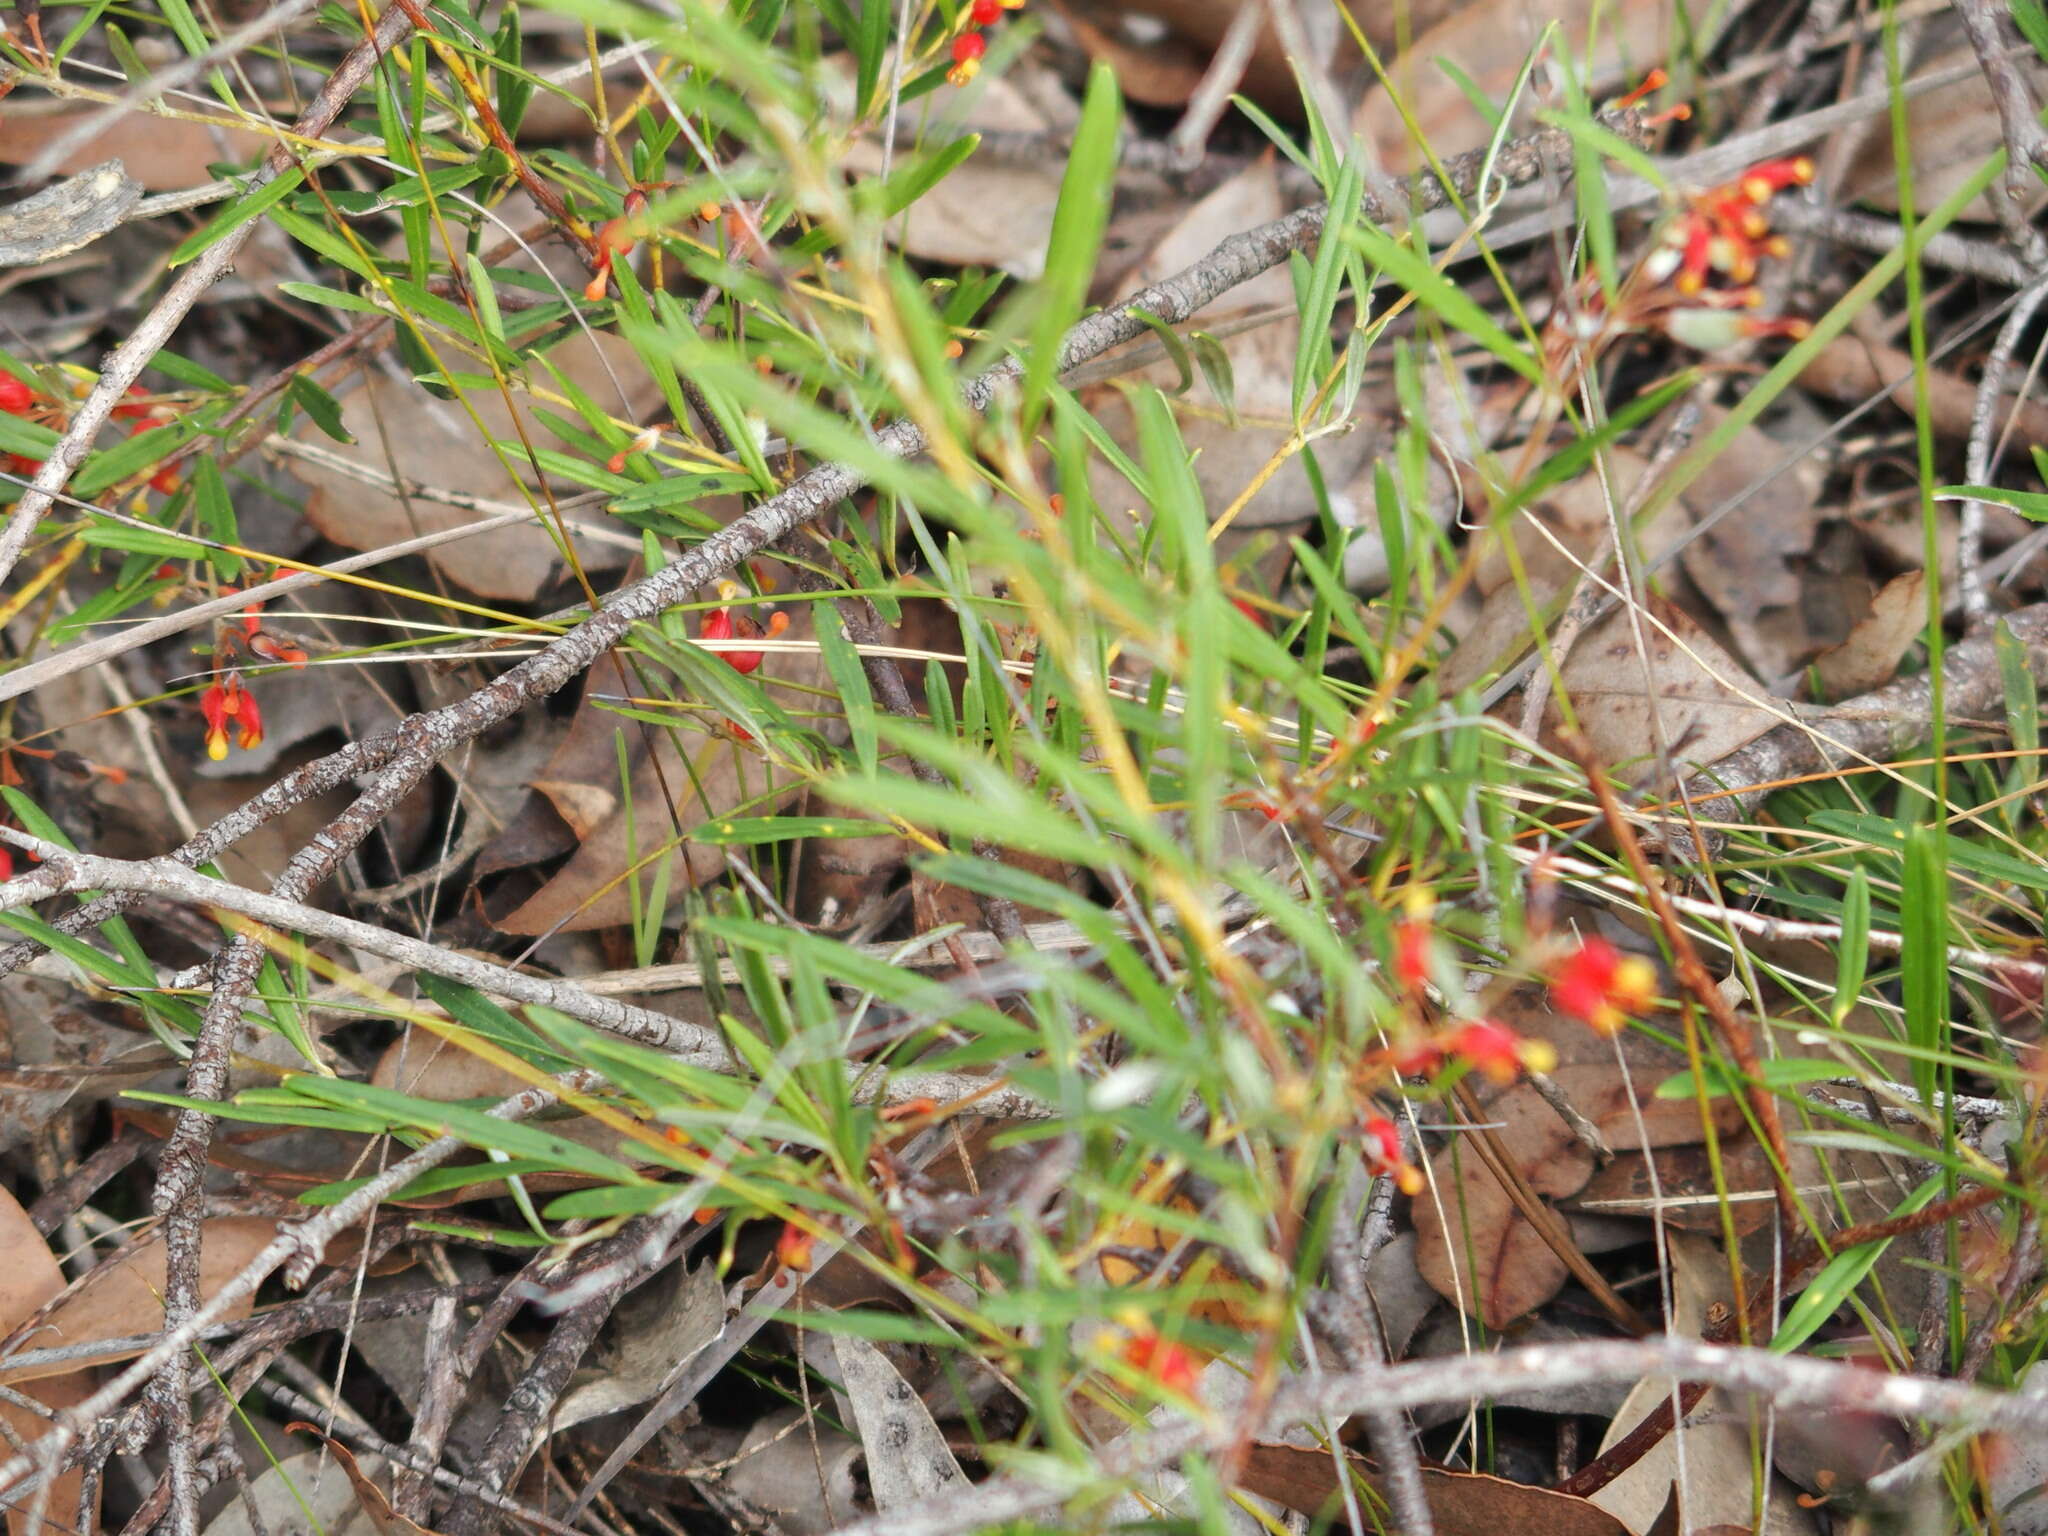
[1383,894,1559,1087]
[196,597,308,761]
[1633,156,1816,352]
[1547,153,1816,366]
[1547,935,1657,1036]
[947,0,1023,85]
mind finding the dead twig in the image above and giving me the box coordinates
[1954,0,2048,225]
[1960,276,2048,629]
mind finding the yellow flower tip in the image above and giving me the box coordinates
[1401,885,1434,920]
[1613,956,1658,1012]
[1519,1038,1559,1074]
[715,578,745,602]
[1395,1166,1425,1197]
[205,733,229,762]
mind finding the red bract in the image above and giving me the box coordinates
[1549,937,1657,1035]
[970,0,1002,23]
[0,376,34,415]
[1120,1329,1201,1400]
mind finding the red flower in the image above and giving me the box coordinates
[200,680,234,761]
[199,675,264,760]
[1360,1113,1424,1195]
[246,629,308,669]
[1549,937,1657,1035]
[947,29,985,84]
[970,0,1002,23]
[1448,1018,1555,1085]
[606,423,665,475]
[1392,1036,1445,1077]
[1120,1328,1201,1400]
[700,580,790,674]
[774,1221,815,1272]
[0,376,34,416]
[1392,917,1433,991]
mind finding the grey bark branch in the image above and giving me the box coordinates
[819,1336,2048,1536]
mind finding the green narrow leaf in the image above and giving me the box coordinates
[1833,868,1870,1029]
[1934,483,2048,520]
[190,455,241,578]
[1772,1175,1941,1353]
[1900,823,1948,1105]
[2013,0,2048,64]
[168,169,305,268]
[814,608,878,777]
[1293,153,1363,417]
[1021,63,1120,426]
[288,373,354,444]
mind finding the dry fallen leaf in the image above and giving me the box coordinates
[831,1333,967,1510]
[1354,0,1693,169]
[287,1423,445,1536]
[0,104,268,189]
[0,1188,89,1536]
[1845,36,2048,222]
[553,1258,723,1433]
[1438,452,1691,697]
[1542,598,1786,789]
[1081,159,1377,539]
[844,72,1070,279]
[1237,1441,1633,1535]
[1414,1063,1739,1327]
[1413,1079,1596,1330]
[0,1216,278,1385]
[284,334,655,602]
[1811,570,1927,699]
[1589,1233,1821,1536]
[1676,408,1827,684]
